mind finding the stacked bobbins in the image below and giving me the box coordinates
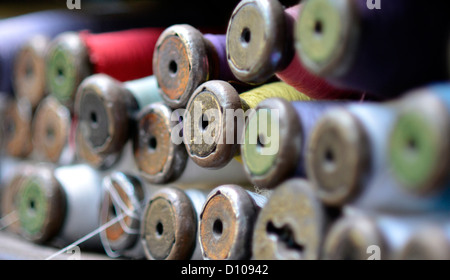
[0,0,449,261]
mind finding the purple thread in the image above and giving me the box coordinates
[204,34,236,82]
[324,0,450,98]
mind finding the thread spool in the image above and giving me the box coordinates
[141,187,207,260]
[252,179,335,260]
[0,159,35,234]
[242,98,343,189]
[46,27,164,109]
[99,171,155,259]
[199,184,268,260]
[226,0,359,100]
[323,208,450,260]
[2,99,33,158]
[13,35,50,109]
[295,0,450,96]
[307,102,450,213]
[152,24,237,109]
[133,102,248,185]
[32,96,75,164]
[388,84,450,195]
[75,74,161,164]
[184,80,311,169]
[14,164,103,248]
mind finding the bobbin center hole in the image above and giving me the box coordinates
[56,66,65,82]
[213,219,223,239]
[90,111,99,129]
[257,134,266,150]
[148,136,157,152]
[406,137,418,154]
[314,20,324,36]
[323,147,336,171]
[156,221,164,237]
[200,114,209,131]
[266,221,305,253]
[25,59,34,79]
[28,199,37,214]
[240,27,251,46]
[168,60,178,76]
[46,126,55,142]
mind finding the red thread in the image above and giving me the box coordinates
[279,5,361,100]
[79,27,164,82]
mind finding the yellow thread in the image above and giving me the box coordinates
[239,82,312,109]
[234,82,312,163]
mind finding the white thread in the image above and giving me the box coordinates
[99,175,142,258]
[45,212,126,260]
[0,211,18,231]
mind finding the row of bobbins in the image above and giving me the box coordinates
[0,0,449,260]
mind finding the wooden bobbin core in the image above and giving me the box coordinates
[295,0,357,75]
[323,214,385,260]
[16,165,66,244]
[3,100,33,158]
[75,74,138,156]
[153,25,209,109]
[14,35,50,109]
[133,103,187,184]
[226,0,288,83]
[199,185,258,260]
[307,108,369,206]
[252,179,325,260]
[32,96,71,163]
[184,80,242,169]
[46,32,91,109]
[141,187,197,260]
[242,98,301,189]
[100,172,143,253]
[389,91,449,195]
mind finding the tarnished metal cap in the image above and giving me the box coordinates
[389,90,450,195]
[184,80,243,169]
[75,124,122,170]
[253,179,325,260]
[16,164,66,243]
[295,0,358,76]
[306,108,369,206]
[133,103,187,184]
[398,225,450,260]
[226,0,288,83]
[32,96,71,163]
[153,24,209,109]
[100,172,144,255]
[46,32,91,109]
[3,100,33,158]
[75,74,138,156]
[242,98,302,189]
[323,214,385,260]
[199,185,260,260]
[13,35,50,109]
[141,187,198,260]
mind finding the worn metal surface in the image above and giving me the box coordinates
[13,34,50,109]
[153,24,209,108]
[253,179,327,260]
[32,96,72,163]
[141,187,200,260]
[184,80,243,169]
[226,0,288,83]
[307,108,369,206]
